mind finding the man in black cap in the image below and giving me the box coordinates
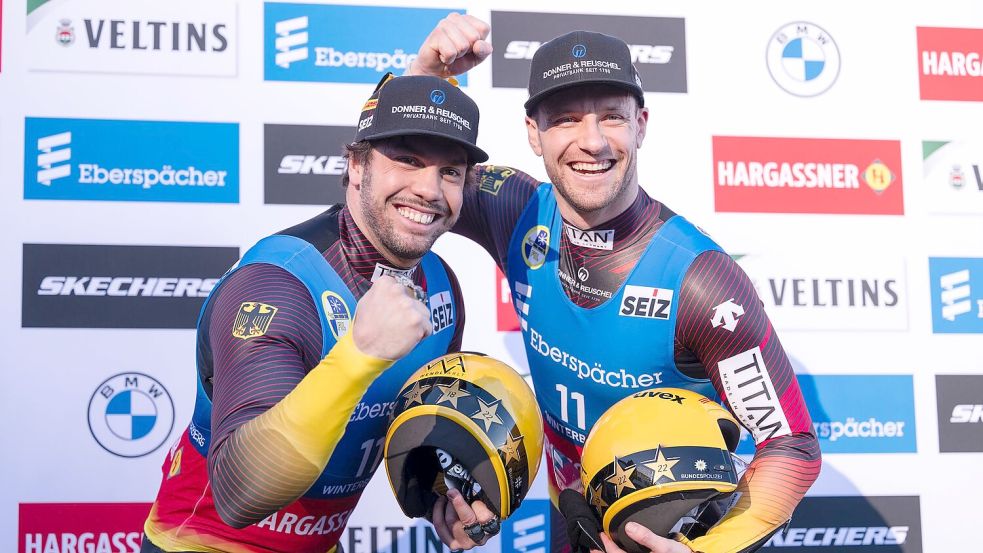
[407,16,821,553]
[140,74,499,553]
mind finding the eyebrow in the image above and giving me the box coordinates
[390,138,467,166]
[545,101,631,116]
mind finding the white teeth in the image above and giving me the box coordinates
[397,207,435,225]
[571,160,613,172]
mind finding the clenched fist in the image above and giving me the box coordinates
[407,13,492,78]
[352,276,432,360]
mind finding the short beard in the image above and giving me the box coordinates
[547,150,638,217]
[358,170,447,263]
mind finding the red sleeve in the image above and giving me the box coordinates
[203,263,323,526]
[676,250,814,442]
[454,165,540,270]
[675,250,821,551]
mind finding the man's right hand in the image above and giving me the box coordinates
[352,275,432,360]
[407,13,492,78]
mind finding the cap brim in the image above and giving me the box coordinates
[524,80,645,114]
[360,128,489,164]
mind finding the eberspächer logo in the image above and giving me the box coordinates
[25,117,239,203]
[88,372,175,458]
[264,3,466,84]
[929,257,983,333]
[737,374,916,455]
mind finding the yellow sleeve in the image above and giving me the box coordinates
[210,332,393,527]
[683,435,821,553]
[256,331,392,465]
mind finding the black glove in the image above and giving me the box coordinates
[559,489,605,553]
[402,447,441,518]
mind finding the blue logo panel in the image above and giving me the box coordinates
[25,117,239,203]
[264,3,467,85]
[738,375,916,455]
[502,499,550,553]
[929,257,983,334]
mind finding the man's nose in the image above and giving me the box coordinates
[576,116,607,154]
[407,166,443,201]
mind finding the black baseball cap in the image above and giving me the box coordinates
[524,31,645,114]
[354,74,488,163]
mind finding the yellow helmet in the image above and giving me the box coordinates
[580,388,742,553]
[384,352,544,520]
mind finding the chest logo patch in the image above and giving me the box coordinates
[620,285,674,320]
[322,291,352,339]
[522,225,550,270]
[430,290,454,334]
[565,226,615,250]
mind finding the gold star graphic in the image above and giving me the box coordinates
[605,458,637,497]
[402,381,431,407]
[642,448,680,485]
[470,398,504,431]
[499,433,524,465]
[589,481,608,511]
[436,379,471,408]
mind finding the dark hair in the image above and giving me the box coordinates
[341,140,373,188]
[340,138,478,189]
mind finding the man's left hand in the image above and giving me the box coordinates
[430,488,500,551]
[406,13,491,78]
[591,523,693,553]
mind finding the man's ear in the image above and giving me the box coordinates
[348,153,365,188]
[525,115,544,157]
[635,106,649,149]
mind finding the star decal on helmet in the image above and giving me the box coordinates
[499,432,524,465]
[470,397,504,431]
[436,379,472,408]
[401,381,431,407]
[606,457,637,497]
[589,481,609,511]
[642,448,679,484]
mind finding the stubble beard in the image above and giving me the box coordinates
[358,171,451,263]
[546,151,638,219]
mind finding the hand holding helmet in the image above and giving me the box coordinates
[384,352,544,550]
[576,388,743,553]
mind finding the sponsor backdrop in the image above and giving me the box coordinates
[2,0,981,551]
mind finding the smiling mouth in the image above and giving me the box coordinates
[569,160,614,175]
[396,205,436,225]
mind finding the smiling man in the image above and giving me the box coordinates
[141,75,490,553]
[408,18,821,553]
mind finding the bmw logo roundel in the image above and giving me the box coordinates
[88,372,175,458]
[430,89,447,105]
[572,44,587,58]
[766,22,840,97]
